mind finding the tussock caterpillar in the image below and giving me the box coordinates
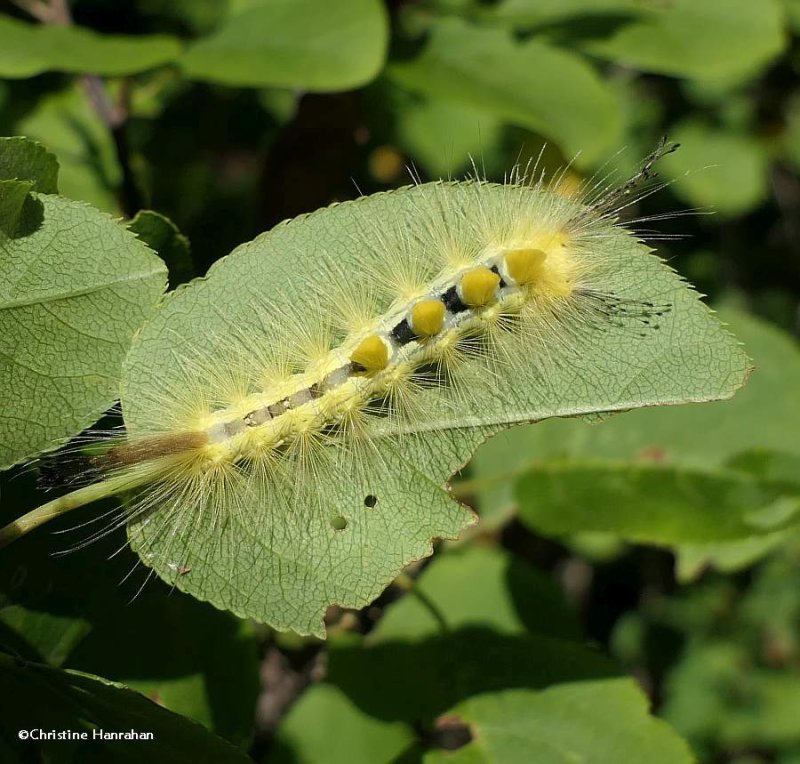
[0,142,750,635]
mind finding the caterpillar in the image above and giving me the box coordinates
[0,142,749,635]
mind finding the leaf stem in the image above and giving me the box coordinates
[395,572,450,634]
[0,473,136,549]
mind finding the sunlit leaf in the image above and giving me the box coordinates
[0,13,181,78]
[180,0,388,90]
[0,161,167,467]
[120,182,747,633]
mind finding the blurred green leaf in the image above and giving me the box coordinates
[180,0,389,90]
[422,684,693,764]
[583,0,785,82]
[663,643,800,752]
[257,88,300,125]
[393,95,503,178]
[661,121,770,216]
[0,136,58,193]
[675,450,800,579]
[676,530,796,582]
[16,85,122,212]
[271,684,416,764]
[614,541,800,757]
[388,18,622,164]
[370,545,580,642]
[660,643,748,752]
[0,652,251,763]
[0,192,167,468]
[0,13,181,78]
[515,459,800,545]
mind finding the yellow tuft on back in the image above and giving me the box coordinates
[350,335,390,373]
[410,299,446,337]
[504,247,547,286]
[459,266,501,307]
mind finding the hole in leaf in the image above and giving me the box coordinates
[364,494,378,508]
[426,715,473,751]
[331,515,348,531]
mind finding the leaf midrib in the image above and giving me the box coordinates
[0,266,165,311]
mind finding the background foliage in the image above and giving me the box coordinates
[1,0,799,762]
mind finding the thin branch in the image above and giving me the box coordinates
[8,0,60,24]
[44,0,71,25]
[80,76,125,129]
[395,572,450,634]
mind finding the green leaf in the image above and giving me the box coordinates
[328,629,620,721]
[67,594,260,748]
[515,459,800,545]
[422,684,694,764]
[469,309,798,526]
[0,606,90,668]
[129,210,194,288]
[0,136,58,193]
[0,13,181,78]
[661,121,769,216]
[388,18,622,164]
[0,476,259,747]
[280,545,684,763]
[0,178,33,236]
[674,450,800,579]
[120,181,748,634]
[370,545,580,642]
[676,530,796,583]
[0,194,167,468]
[0,469,106,666]
[16,85,122,212]
[318,629,693,762]
[180,0,389,90]
[582,0,785,82]
[0,652,250,763]
[272,684,416,764]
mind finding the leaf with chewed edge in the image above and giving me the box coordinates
[121,181,749,635]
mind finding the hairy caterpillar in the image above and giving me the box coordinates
[0,143,749,634]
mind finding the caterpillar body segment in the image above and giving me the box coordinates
[72,189,669,503]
